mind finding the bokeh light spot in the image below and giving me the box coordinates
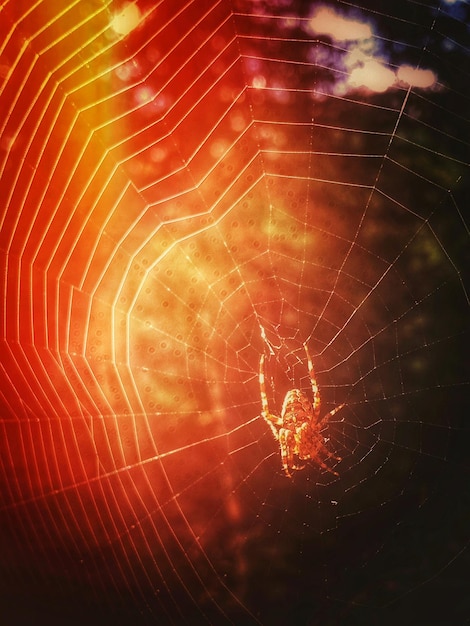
[397,65,437,88]
[308,6,373,41]
[110,3,142,36]
[349,59,396,92]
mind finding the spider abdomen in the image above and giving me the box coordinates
[281,389,313,425]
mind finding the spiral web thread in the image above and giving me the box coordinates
[0,0,468,623]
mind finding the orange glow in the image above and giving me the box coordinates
[1,1,467,624]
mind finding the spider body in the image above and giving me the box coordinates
[259,344,344,477]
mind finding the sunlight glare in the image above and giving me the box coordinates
[110,3,142,37]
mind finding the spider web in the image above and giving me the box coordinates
[0,0,469,624]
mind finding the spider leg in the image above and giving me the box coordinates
[304,343,321,419]
[321,442,342,461]
[317,457,339,476]
[317,403,345,428]
[296,423,341,476]
[318,405,345,472]
[259,354,269,417]
[279,428,295,477]
[259,354,282,439]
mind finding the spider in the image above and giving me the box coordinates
[259,343,345,477]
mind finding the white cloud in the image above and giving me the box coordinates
[349,60,396,92]
[307,7,373,41]
[397,65,437,88]
[303,6,439,96]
